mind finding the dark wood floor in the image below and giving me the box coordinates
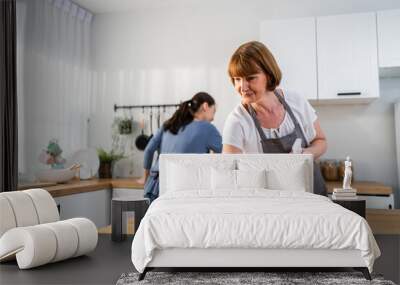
[0,234,398,285]
[0,234,134,285]
[374,235,400,284]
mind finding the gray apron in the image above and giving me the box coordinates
[247,90,327,196]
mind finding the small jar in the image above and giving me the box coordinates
[321,159,339,181]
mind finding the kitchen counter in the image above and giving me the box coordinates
[20,180,392,198]
[18,178,144,198]
[19,179,399,234]
[366,209,400,234]
[326,181,392,195]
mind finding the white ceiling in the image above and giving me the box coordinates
[73,0,400,15]
[72,0,190,14]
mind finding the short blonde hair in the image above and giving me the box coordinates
[228,41,282,91]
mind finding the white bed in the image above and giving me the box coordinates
[131,154,380,280]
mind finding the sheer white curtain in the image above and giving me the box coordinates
[17,0,93,178]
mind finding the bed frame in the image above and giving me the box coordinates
[138,248,371,280]
[138,154,372,281]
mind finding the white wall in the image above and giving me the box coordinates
[316,78,400,194]
[89,0,400,206]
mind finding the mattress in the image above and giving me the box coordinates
[131,190,380,273]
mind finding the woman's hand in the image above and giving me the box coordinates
[301,148,314,156]
[135,176,147,185]
[135,169,150,185]
[222,144,243,154]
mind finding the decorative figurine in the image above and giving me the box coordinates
[342,156,352,190]
[38,139,66,169]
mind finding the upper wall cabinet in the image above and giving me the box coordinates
[260,12,381,104]
[260,17,317,102]
[377,9,400,76]
[316,13,379,103]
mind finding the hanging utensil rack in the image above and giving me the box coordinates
[114,103,180,112]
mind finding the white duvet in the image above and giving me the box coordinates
[131,190,380,273]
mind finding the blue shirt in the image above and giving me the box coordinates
[143,121,222,172]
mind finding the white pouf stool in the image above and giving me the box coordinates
[0,189,98,269]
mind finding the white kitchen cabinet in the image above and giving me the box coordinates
[377,9,400,76]
[54,189,112,228]
[260,17,317,101]
[377,9,400,68]
[316,13,379,103]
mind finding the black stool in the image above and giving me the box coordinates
[111,197,150,242]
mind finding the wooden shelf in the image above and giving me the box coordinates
[98,216,136,235]
[18,178,144,198]
[326,181,392,196]
[97,225,135,236]
[98,225,112,234]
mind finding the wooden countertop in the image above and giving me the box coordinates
[366,209,400,234]
[18,178,144,198]
[19,179,392,199]
[19,180,398,235]
[111,178,145,189]
[326,181,392,196]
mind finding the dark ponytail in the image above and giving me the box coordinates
[163,92,215,135]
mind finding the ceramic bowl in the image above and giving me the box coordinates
[36,168,76,183]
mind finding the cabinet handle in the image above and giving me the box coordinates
[337,92,361,96]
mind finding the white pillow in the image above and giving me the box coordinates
[211,168,236,190]
[211,169,268,191]
[238,158,309,192]
[167,162,210,192]
[236,169,267,189]
[266,163,307,191]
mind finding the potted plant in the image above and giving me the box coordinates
[97,148,124,178]
[118,118,133,135]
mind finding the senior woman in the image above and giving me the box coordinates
[223,41,327,196]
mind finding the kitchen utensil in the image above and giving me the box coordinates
[68,163,81,171]
[148,107,154,140]
[135,108,150,151]
[157,107,161,129]
[66,148,99,179]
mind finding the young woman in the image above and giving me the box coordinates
[137,92,222,202]
[223,41,327,196]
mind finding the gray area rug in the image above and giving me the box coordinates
[116,271,396,285]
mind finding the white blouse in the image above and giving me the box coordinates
[222,90,317,153]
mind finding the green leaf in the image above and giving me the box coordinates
[97,148,124,163]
